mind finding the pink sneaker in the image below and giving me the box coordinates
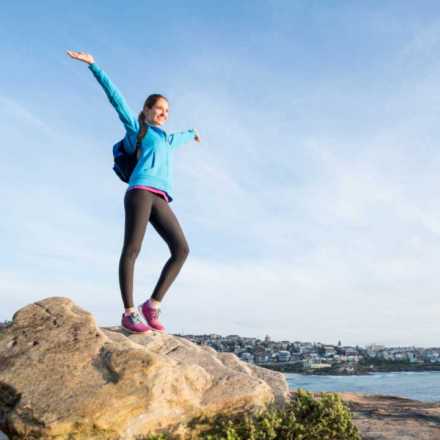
[121,311,151,333]
[138,300,166,332]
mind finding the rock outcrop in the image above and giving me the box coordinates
[0,297,289,439]
[339,392,440,440]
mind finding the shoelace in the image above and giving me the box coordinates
[129,312,144,325]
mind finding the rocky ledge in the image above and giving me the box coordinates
[0,297,288,439]
[339,392,440,439]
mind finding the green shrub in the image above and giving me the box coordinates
[142,388,361,440]
[143,435,169,440]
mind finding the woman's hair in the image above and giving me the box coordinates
[136,94,168,149]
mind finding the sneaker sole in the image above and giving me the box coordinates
[121,323,151,334]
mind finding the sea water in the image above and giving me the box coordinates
[286,371,440,402]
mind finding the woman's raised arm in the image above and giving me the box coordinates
[66,50,139,134]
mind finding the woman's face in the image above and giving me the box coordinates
[144,97,169,126]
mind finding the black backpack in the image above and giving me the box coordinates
[112,128,146,182]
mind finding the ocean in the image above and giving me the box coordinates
[286,371,440,403]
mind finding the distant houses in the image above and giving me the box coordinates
[176,333,440,372]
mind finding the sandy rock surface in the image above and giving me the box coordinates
[0,297,288,440]
[339,392,440,440]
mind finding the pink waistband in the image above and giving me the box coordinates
[127,185,169,202]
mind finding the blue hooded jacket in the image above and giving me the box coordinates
[88,63,196,202]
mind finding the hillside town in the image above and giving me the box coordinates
[176,333,440,375]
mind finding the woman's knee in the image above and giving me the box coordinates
[121,244,142,261]
[172,242,190,261]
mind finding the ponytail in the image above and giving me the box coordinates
[136,112,148,149]
[135,94,168,154]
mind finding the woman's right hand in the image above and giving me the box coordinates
[66,50,95,65]
[194,129,201,143]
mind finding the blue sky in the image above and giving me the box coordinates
[2,1,440,347]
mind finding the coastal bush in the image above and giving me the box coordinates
[142,388,361,440]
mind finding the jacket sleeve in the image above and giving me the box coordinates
[167,129,196,150]
[88,63,139,134]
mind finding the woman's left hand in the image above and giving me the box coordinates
[194,129,201,143]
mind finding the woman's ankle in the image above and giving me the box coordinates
[147,298,161,309]
[124,307,136,316]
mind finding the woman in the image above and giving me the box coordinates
[67,50,201,334]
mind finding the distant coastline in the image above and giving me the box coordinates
[284,370,440,403]
[264,360,440,376]
[173,332,440,378]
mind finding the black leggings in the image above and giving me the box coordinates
[118,189,190,308]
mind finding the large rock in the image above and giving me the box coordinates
[0,297,288,439]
